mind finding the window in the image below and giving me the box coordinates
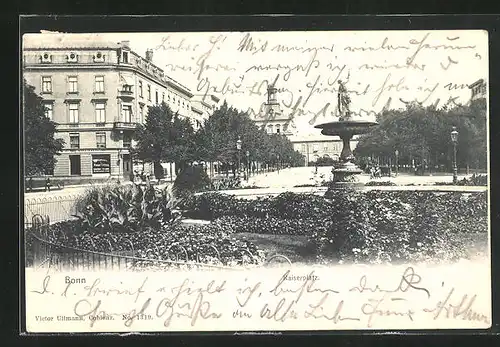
[95,76,104,93]
[122,105,132,123]
[267,125,273,134]
[95,102,106,124]
[162,93,165,103]
[41,76,52,93]
[147,85,151,101]
[122,84,132,92]
[301,144,306,153]
[69,155,81,176]
[68,76,78,93]
[96,132,106,149]
[139,81,143,98]
[138,105,144,124]
[69,133,80,149]
[313,144,319,152]
[276,124,281,134]
[43,103,53,120]
[92,154,110,174]
[69,103,79,123]
[122,51,129,64]
[123,134,131,148]
[324,143,329,152]
[155,90,159,104]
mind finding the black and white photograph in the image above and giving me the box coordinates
[22,26,491,332]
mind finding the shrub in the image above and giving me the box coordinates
[182,190,488,264]
[365,181,397,186]
[27,221,264,267]
[215,215,319,236]
[72,183,180,233]
[434,174,488,186]
[173,165,211,197]
[211,177,241,190]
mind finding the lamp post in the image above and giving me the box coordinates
[117,149,122,184]
[395,149,399,176]
[451,126,458,184]
[246,150,250,180]
[236,136,242,178]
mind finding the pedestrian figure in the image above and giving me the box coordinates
[45,177,51,192]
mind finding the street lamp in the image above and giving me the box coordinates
[451,126,459,184]
[246,150,250,180]
[395,149,399,176]
[236,136,242,178]
[117,149,123,184]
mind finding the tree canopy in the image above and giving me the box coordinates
[133,101,305,176]
[24,80,64,176]
[354,99,487,170]
[132,102,195,177]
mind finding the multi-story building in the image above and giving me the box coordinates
[23,34,194,182]
[190,94,221,130]
[288,134,350,166]
[469,78,487,101]
[251,83,348,166]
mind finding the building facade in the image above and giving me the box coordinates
[251,83,349,166]
[190,94,221,130]
[288,134,357,166]
[23,34,195,182]
[252,85,296,136]
[469,78,487,101]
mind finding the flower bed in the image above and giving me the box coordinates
[365,181,397,186]
[25,220,264,267]
[26,187,489,266]
[433,174,488,186]
[184,190,488,264]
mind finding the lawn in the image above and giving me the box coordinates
[233,231,489,265]
[233,232,316,264]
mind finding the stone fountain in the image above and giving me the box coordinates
[314,80,378,188]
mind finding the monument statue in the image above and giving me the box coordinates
[315,80,378,189]
[337,80,352,121]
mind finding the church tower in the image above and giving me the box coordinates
[255,82,295,136]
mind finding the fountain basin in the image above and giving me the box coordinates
[314,120,379,136]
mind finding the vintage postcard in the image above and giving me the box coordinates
[22,29,491,333]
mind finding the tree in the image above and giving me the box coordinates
[132,103,196,178]
[354,100,487,171]
[24,80,64,176]
[195,101,305,176]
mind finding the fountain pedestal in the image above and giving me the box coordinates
[314,120,378,191]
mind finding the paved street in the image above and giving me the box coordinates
[23,167,484,223]
[243,166,477,189]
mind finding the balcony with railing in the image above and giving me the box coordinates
[118,85,134,100]
[113,121,137,131]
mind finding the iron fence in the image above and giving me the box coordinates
[24,194,80,224]
[25,215,292,271]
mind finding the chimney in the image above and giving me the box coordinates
[120,40,130,48]
[145,49,153,62]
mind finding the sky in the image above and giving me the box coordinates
[26,30,488,135]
